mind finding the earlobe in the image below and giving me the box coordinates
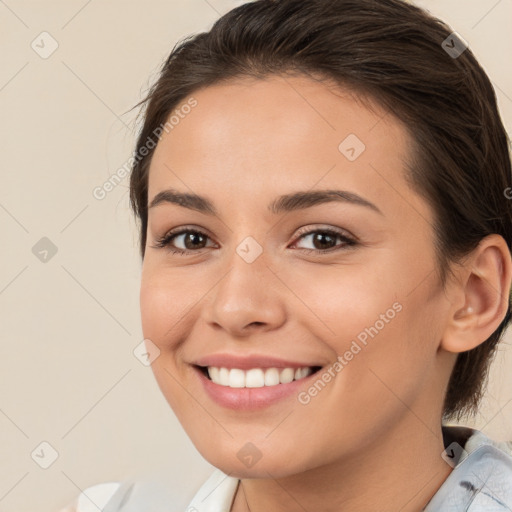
[441,234,512,354]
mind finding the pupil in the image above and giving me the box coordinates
[314,233,335,249]
[185,232,205,249]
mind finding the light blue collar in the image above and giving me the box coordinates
[423,426,512,511]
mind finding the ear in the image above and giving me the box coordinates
[441,234,512,354]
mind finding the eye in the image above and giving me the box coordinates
[150,227,215,255]
[290,227,358,254]
[150,225,358,256]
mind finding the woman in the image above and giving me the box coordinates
[63,0,512,510]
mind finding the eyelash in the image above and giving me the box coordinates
[151,225,358,256]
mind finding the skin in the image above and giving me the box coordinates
[139,74,512,512]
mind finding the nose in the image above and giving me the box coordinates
[201,251,287,337]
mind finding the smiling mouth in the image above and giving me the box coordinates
[195,365,322,389]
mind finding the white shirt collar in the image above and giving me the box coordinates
[185,468,240,511]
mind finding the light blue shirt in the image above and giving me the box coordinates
[69,426,512,511]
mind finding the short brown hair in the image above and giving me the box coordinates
[129,0,512,421]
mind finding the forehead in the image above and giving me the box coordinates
[147,74,427,223]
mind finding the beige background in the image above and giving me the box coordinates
[0,1,511,511]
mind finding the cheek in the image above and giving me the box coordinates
[139,268,193,347]
[287,263,401,347]
[292,264,433,399]
[140,274,195,414]
[140,280,168,342]
[328,298,436,425]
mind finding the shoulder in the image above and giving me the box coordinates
[61,472,216,511]
[186,468,240,510]
[58,482,122,512]
[425,426,512,511]
[76,482,123,512]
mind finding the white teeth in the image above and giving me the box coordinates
[246,368,265,388]
[264,368,280,386]
[209,366,220,382]
[279,368,295,384]
[295,367,311,380]
[219,367,230,386]
[206,366,315,388]
[229,369,245,388]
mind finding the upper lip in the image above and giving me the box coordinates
[192,353,323,370]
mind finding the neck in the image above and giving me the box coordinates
[230,418,453,512]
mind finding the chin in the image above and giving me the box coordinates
[200,449,307,479]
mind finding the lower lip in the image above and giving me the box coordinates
[193,366,320,410]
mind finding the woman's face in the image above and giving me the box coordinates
[140,75,456,478]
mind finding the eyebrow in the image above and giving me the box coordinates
[148,188,383,216]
